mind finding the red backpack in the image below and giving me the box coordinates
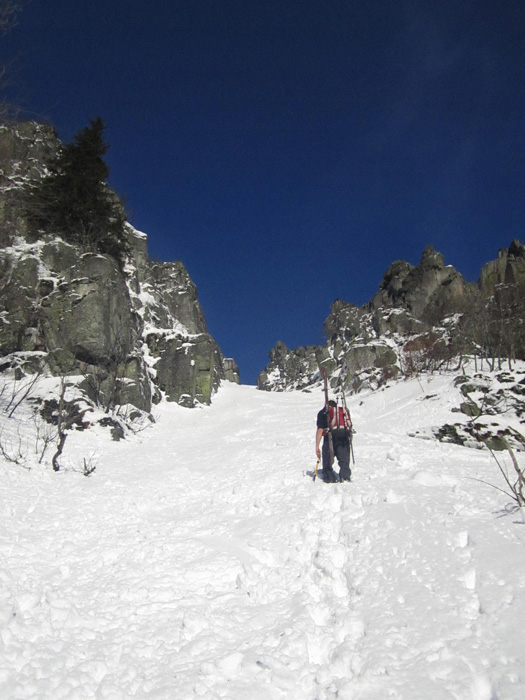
[327,404,352,436]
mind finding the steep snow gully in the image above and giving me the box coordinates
[2,375,525,699]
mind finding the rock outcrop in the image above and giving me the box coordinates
[258,242,525,394]
[479,240,525,297]
[367,246,465,318]
[0,121,238,411]
[223,358,241,384]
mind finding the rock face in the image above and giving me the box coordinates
[479,240,525,297]
[256,341,326,392]
[367,246,466,319]
[0,122,238,410]
[223,358,241,384]
[0,122,58,247]
[258,242,525,394]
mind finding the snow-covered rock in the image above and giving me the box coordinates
[0,122,238,411]
[258,242,525,400]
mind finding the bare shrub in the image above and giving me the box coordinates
[0,423,28,467]
[473,428,525,510]
[401,332,451,377]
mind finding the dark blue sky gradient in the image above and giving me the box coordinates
[3,0,524,383]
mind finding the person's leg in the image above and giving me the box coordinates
[335,438,351,481]
[322,438,337,482]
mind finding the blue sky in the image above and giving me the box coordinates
[3,0,524,384]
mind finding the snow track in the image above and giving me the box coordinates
[1,378,525,699]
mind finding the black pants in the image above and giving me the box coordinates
[322,434,351,480]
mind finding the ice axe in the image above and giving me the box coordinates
[313,457,320,481]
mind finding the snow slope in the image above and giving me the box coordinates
[1,374,525,699]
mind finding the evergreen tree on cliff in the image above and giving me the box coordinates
[26,117,127,261]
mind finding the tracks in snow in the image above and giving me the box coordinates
[2,381,524,699]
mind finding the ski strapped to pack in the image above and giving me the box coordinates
[338,366,356,465]
[320,362,356,466]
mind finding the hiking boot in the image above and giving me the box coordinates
[323,470,338,483]
[340,472,352,483]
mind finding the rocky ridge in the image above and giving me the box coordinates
[257,242,525,396]
[0,121,239,417]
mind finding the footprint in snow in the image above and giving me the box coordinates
[324,492,343,514]
[463,568,477,591]
[384,489,404,504]
[456,530,470,548]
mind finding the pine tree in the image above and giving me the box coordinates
[26,117,128,261]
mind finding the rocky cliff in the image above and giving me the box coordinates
[479,239,525,298]
[258,242,525,394]
[0,121,239,413]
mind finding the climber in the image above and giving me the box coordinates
[315,400,352,483]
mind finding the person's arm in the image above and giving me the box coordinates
[315,427,324,458]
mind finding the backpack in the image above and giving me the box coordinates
[327,404,352,437]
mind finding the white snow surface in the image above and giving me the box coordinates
[2,374,525,699]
